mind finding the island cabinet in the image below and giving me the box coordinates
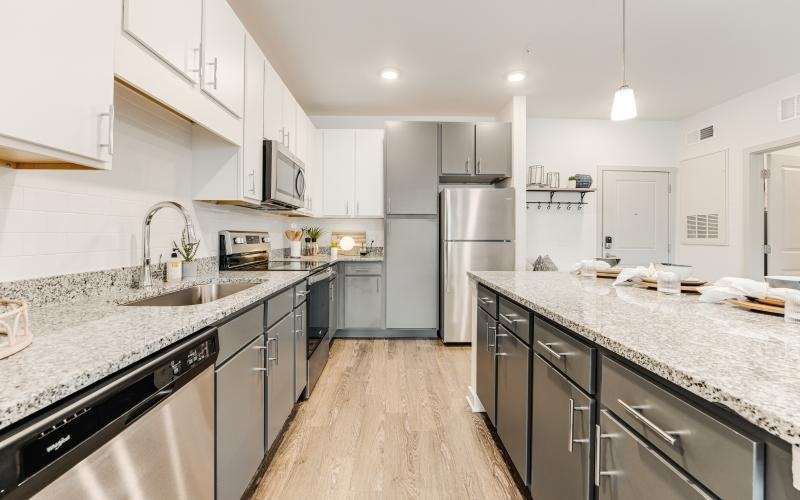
[472,283,797,500]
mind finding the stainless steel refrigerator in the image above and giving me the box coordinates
[440,187,515,343]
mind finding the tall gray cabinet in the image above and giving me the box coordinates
[384,121,439,332]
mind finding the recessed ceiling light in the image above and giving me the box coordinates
[381,68,399,80]
[506,71,526,82]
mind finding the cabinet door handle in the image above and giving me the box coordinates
[536,340,564,360]
[345,200,349,215]
[376,278,380,293]
[486,323,497,350]
[356,200,359,216]
[206,56,218,89]
[477,158,481,174]
[465,157,470,173]
[99,104,114,156]
[286,131,291,148]
[567,398,590,452]
[616,399,678,446]
[387,196,391,213]
[188,47,201,75]
[478,297,494,305]
[248,171,256,194]
[499,312,522,326]
[594,424,602,486]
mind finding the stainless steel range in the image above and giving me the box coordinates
[219,231,334,396]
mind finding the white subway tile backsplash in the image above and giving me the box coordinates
[0,186,24,210]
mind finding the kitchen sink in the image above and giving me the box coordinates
[124,283,257,307]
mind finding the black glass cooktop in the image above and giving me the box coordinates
[233,260,329,272]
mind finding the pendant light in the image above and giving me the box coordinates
[611,0,637,120]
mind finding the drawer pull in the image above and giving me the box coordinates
[536,340,564,360]
[567,398,590,452]
[478,296,494,305]
[495,352,509,357]
[617,398,679,447]
[499,312,522,324]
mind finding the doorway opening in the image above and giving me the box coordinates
[596,166,676,267]
[745,139,800,277]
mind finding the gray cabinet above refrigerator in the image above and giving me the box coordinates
[439,122,511,183]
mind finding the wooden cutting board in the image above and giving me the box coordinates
[331,231,367,256]
[632,278,704,294]
[729,299,784,316]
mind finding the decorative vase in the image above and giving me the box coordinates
[311,238,318,255]
[330,247,338,259]
[182,260,197,279]
[290,241,301,258]
[568,179,576,189]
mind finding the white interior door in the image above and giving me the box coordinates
[601,170,670,266]
[767,154,800,276]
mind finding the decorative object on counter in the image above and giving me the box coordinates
[764,276,800,291]
[331,231,366,256]
[528,255,558,271]
[571,259,610,277]
[595,257,621,267]
[567,175,577,188]
[697,277,770,303]
[359,240,375,257]
[0,299,31,359]
[656,271,681,295]
[784,290,800,323]
[330,239,339,259]
[304,227,324,256]
[655,263,694,281]
[166,248,182,282]
[574,174,593,189]
[526,165,545,187]
[174,228,199,279]
[284,229,303,258]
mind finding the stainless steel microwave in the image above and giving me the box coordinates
[262,139,306,210]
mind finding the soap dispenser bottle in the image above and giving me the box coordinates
[167,248,182,282]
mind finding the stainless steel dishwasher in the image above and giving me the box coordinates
[0,329,218,500]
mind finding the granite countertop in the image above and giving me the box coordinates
[0,270,308,432]
[269,254,384,263]
[469,271,800,449]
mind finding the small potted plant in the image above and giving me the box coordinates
[568,175,577,189]
[173,228,200,278]
[306,226,323,255]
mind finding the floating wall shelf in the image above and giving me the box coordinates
[525,187,596,210]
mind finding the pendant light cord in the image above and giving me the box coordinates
[622,0,627,85]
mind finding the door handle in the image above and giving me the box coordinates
[568,398,590,452]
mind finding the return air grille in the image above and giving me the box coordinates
[686,125,715,145]
[686,213,720,240]
[778,95,800,122]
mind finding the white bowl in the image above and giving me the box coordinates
[764,275,800,291]
[655,263,694,281]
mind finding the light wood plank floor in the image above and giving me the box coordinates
[251,339,524,500]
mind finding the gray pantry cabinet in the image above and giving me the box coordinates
[384,121,438,215]
[385,217,438,329]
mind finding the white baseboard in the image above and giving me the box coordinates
[466,385,485,413]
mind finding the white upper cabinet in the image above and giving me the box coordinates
[296,109,308,164]
[322,130,356,217]
[201,0,245,117]
[242,33,264,204]
[322,129,384,218]
[263,59,284,143]
[354,130,385,217]
[0,0,114,168]
[123,0,202,83]
[282,90,298,154]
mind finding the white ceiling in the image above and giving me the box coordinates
[229,0,800,120]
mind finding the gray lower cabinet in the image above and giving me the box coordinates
[266,312,295,449]
[343,274,383,329]
[440,122,475,175]
[597,410,713,500]
[385,121,438,215]
[475,122,511,177]
[476,306,497,425]
[530,353,593,500]
[385,217,438,329]
[216,335,265,500]
[293,300,307,401]
[495,325,530,484]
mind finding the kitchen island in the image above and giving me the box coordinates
[469,270,800,499]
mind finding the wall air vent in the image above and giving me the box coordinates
[686,213,720,240]
[778,95,800,122]
[686,125,715,145]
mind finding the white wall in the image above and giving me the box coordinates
[310,115,495,129]
[526,118,678,270]
[0,85,286,282]
[677,72,800,279]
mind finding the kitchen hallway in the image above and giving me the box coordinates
[251,339,523,500]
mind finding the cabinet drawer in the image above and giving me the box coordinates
[498,297,531,344]
[477,284,497,319]
[533,316,595,394]
[600,356,763,500]
[217,304,264,365]
[267,288,293,329]
[344,262,382,275]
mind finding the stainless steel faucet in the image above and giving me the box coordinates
[140,201,197,288]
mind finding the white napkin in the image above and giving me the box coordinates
[613,264,657,286]
[697,277,769,303]
[571,260,611,274]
